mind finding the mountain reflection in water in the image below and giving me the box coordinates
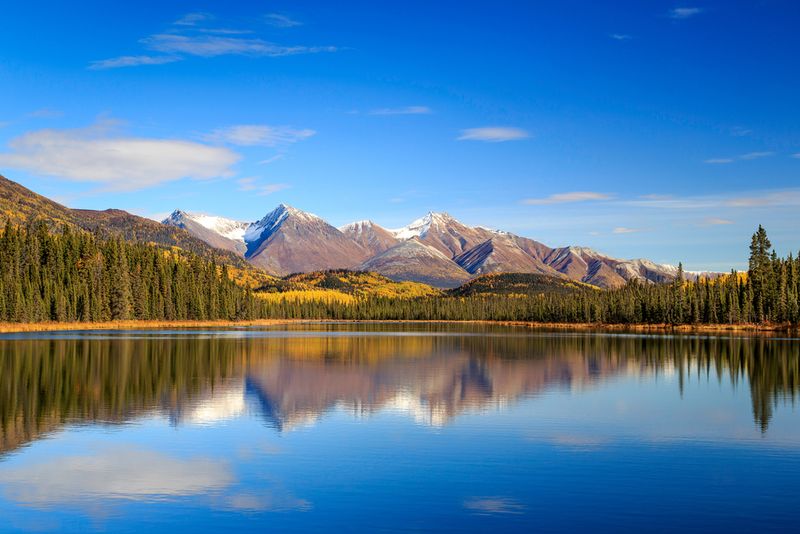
[2,326,798,455]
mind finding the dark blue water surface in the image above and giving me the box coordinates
[0,323,798,532]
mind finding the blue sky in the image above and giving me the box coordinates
[1,0,799,270]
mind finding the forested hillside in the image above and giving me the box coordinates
[253,226,800,326]
[0,174,257,273]
[0,219,797,326]
[0,222,265,322]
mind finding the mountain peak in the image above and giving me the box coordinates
[339,219,375,232]
[163,209,189,224]
[162,210,249,243]
[390,211,464,239]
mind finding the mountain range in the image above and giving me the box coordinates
[163,205,682,288]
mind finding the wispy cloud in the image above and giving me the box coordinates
[89,55,180,70]
[702,217,734,225]
[613,226,639,234]
[628,189,800,210]
[739,151,774,160]
[610,34,632,41]
[669,7,702,19]
[237,178,290,196]
[28,108,63,119]
[522,191,612,205]
[91,12,335,69]
[705,151,775,164]
[369,106,432,116]
[174,12,213,26]
[265,13,302,28]
[258,154,285,165]
[143,34,336,58]
[457,127,530,142]
[205,125,315,147]
[0,120,239,191]
[729,126,752,137]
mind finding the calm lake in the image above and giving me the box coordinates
[1,323,799,532]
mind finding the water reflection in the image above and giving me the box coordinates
[2,327,798,456]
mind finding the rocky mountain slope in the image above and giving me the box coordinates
[339,220,399,256]
[162,203,684,288]
[359,238,472,288]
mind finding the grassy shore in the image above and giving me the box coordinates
[0,319,798,335]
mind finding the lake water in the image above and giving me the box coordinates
[1,323,799,532]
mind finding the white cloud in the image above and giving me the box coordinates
[729,126,752,137]
[793,153,800,159]
[628,189,800,210]
[89,55,180,70]
[258,154,285,165]
[206,125,315,147]
[522,191,612,205]
[613,227,639,234]
[610,34,632,41]
[0,121,239,191]
[370,106,432,116]
[705,151,775,164]
[703,217,734,225]
[28,108,63,119]
[237,178,289,196]
[90,13,336,69]
[739,151,774,160]
[174,12,213,26]
[142,34,336,58]
[669,7,702,19]
[258,183,290,196]
[457,127,530,142]
[265,13,302,28]
[197,28,254,35]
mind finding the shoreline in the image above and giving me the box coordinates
[0,319,797,336]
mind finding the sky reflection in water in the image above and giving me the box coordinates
[0,324,798,532]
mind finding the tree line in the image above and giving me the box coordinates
[0,223,797,325]
[257,226,800,326]
[0,222,264,322]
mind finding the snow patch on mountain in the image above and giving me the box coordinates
[339,220,375,234]
[243,204,321,244]
[163,210,249,242]
[389,212,455,239]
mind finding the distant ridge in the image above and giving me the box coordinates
[161,200,686,288]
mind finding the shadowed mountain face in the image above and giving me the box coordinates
[454,234,563,277]
[2,327,798,454]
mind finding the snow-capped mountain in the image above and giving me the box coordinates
[339,220,399,256]
[389,212,497,257]
[241,204,370,275]
[162,204,683,288]
[163,210,249,255]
